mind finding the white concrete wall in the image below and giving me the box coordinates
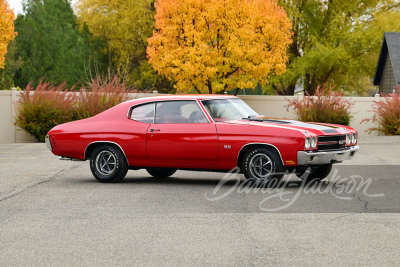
[237,95,378,136]
[0,89,37,143]
[348,96,380,136]
[0,90,13,142]
[0,90,382,143]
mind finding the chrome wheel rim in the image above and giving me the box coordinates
[95,151,117,175]
[249,153,273,179]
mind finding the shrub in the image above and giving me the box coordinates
[15,81,79,142]
[15,76,134,142]
[285,85,353,126]
[361,86,400,135]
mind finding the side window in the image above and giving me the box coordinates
[130,103,155,123]
[155,101,208,124]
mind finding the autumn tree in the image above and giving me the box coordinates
[76,0,174,92]
[271,0,400,95]
[0,0,16,69]
[147,0,293,94]
[13,0,104,88]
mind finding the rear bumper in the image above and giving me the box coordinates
[45,135,53,151]
[297,146,359,165]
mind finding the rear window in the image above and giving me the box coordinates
[129,103,155,123]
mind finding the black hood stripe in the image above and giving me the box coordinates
[258,118,343,134]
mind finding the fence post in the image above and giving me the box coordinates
[11,87,17,143]
[297,92,304,102]
[374,93,380,132]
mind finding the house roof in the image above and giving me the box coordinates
[373,32,400,86]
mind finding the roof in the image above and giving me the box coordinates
[127,94,238,104]
[373,32,400,86]
[95,94,239,119]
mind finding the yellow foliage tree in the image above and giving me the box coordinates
[147,0,293,94]
[0,0,16,69]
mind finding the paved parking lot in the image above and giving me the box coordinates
[1,136,400,266]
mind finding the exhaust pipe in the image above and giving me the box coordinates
[58,156,84,161]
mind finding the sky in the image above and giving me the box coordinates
[7,0,77,15]
[8,0,23,15]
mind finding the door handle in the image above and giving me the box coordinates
[150,129,160,132]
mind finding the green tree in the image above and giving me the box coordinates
[14,0,106,89]
[270,0,400,95]
[76,0,175,93]
[0,40,23,90]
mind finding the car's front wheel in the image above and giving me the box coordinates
[146,168,177,178]
[243,147,285,183]
[90,145,128,183]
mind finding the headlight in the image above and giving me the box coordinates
[305,137,311,149]
[352,133,357,144]
[346,133,351,145]
[311,136,317,149]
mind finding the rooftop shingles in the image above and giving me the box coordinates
[373,32,400,86]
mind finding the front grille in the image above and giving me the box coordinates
[317,135,346,151]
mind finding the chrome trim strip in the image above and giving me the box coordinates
[195,100,211,123]
[84,141,129,165]
[237,143,284,165]
[199,99,215,123]
[195,100,214,123]
[297,145,359,165]
[45,134,53,151]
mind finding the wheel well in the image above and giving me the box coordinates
[236,144,284,170]
[84,142,128,164]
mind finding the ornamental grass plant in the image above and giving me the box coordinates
[285,85,353,126]
[362,86,400,135]
[15,76,133,142]
[75,76,132,119]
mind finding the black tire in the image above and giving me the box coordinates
[90,145,128,183]
[243,147,285,183]
[146,168,177,178]
[297,164,332,182]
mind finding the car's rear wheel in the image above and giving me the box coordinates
[146,168,177,178]
[90,145,128,183]
[243,147,285,183]
[297,164,332,182]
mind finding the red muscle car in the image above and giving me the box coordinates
[45,95,359,183]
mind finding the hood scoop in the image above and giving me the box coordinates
[322,128,339,134]
[260,119,292,124]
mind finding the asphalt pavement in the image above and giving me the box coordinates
[1,136,400,266]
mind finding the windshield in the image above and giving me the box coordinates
[202,98,259,122]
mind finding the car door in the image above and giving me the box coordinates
[146,100,219,165]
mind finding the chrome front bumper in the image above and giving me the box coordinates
[45,134,53,151]
[297,146,359,165]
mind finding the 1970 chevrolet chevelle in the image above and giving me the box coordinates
[45,95,359,183]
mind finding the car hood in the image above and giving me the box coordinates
[227,117,350,135]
